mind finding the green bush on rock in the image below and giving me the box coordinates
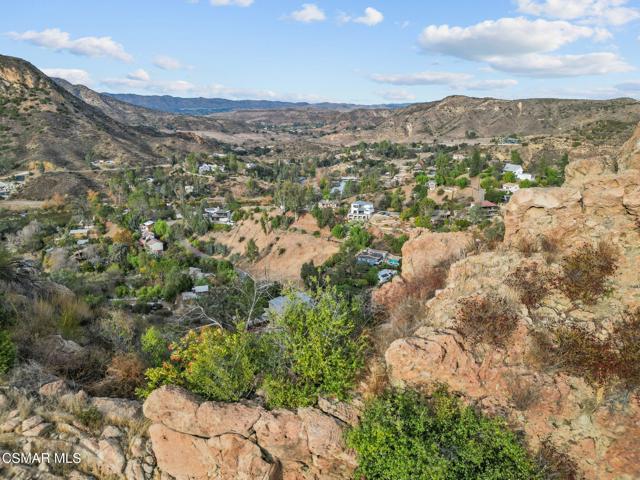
[347,388,542,480]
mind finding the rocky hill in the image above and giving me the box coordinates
[0,55,214,174]
[316,95,640,145]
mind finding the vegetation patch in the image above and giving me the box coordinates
[556,241,618,304]
[347,387,542,480]
[455,293,519,347]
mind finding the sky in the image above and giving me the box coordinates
[1,0,640,104]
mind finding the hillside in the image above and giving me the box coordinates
[0,55,214,174]
[54,78,250,134]
[324,95,640,144]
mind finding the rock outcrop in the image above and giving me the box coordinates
[620,121,640,170]
[143,386,357,480]
[385,161,640,479]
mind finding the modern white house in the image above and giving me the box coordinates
[145,238,164,255]
[348,201,375,221]
[204,207,233,224]
[503,163,535,182]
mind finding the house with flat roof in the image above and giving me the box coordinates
[348,201,375,221]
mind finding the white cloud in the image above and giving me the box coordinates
[419,18,597,59]
[371,71,472,86]
[210,0,253,6]
[339,7,384,26]
[102,75,194,94]
[354,7,384,26]
[127,69,150,81]
[464,79,519,90]
[288,4,326,23]
[153,55,184,70]
[377,90,416,101]
[42,68,92,86]
[418,17,630,77]
[372,70,518,91]
[487,52,632,76]
[516,0,640,26]
[7,28,132,62]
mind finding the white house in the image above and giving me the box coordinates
[204,207,232,224]
[348,201,375,221]
[145,239,164,255]
[503,163,535,182]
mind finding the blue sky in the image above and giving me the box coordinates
[2,0,640,103]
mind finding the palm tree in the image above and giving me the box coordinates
[0,247,32,289]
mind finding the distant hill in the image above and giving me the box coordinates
[105,92,408,115]
[319,95,640,145]
[53,78,250,133]
[0,54,215,175]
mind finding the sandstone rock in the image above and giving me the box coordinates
[149,423,275,480]
[98,438,126,476]
[619,121,640,170]
[21,415,44,432]
[374,231,471,307]
[22,422,52,437]
[101,425,122,439]
[564,157,608,184]
[1,417,21,432]
[144,386,264,438]
[317,397,360,426]
[124,459,145,480]
[91,397,141,424]
[38,379,70,398]
[143,386,201,436]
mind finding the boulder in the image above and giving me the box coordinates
[149,423,275,480]
[91,397,141,424]
[97,438,126,476]
[38,379,71,398]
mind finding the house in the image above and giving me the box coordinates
[348,201,375,221]
[181,292,198,301]
[503,163,535,182]
[198,163,215,174]
[474,200,500,217]
[69,228,90,239]
[204,207,232,224]
[76,239,89,246]
[318,199,339,209]
[356,248,386,266]
[141,220,155,234]
[192,285,209,295]
[267,291,314,317]
[145,239,164,255]
[427,180,437,190]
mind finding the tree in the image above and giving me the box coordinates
[511,150,523,165]
[154,220,170,239]
[262,286,367,407]
[468,149,484,177]
[245,239,259,262]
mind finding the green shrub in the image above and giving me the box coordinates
[0,330,16,374]
[347,388,542,480]
[138,327,259,402]
[141,326,169,367]
[264,286,367,408]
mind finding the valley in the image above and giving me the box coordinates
[1,52,640,480]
